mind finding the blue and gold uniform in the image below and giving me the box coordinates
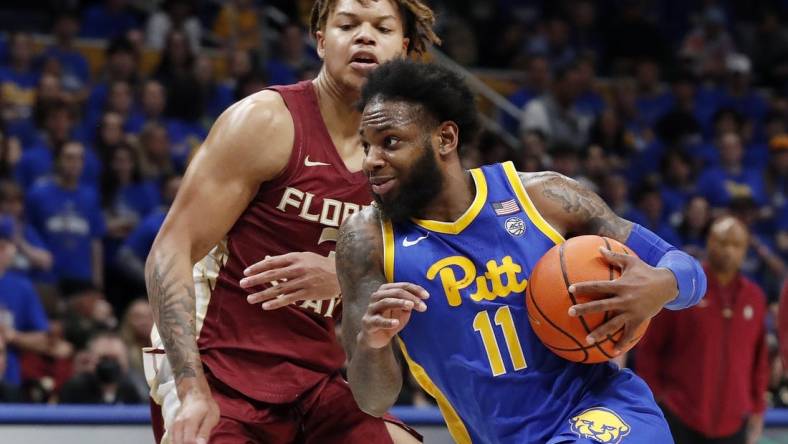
[383,162,672,444]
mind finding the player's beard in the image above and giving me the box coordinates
[374,143,444,224]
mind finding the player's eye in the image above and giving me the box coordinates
[378,26,392,34]
[362,141,370,155]
[338,23,354,31]
[383,136,399,147]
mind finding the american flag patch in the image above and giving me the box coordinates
[492,199,519,216]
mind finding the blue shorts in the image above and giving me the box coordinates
[547,370,674,444]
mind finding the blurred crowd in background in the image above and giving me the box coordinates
[0,0,785,411]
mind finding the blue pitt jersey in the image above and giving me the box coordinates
[384,162,620,443]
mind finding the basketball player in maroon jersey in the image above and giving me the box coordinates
[143,1,439,443]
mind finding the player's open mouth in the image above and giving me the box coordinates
[369,176,395,195]
[350,51,379,71]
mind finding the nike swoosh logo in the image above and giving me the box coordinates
[304,155,331,167]
[402,234,429,247]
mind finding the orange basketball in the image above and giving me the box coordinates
[526,235,649,363]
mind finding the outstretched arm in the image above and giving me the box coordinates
[338,209,428,416]
[522,171,706,351]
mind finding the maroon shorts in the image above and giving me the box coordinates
[150,371,420,444]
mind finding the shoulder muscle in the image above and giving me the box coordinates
[154,90,296,261]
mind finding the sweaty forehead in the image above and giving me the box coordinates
[360,98,426,133]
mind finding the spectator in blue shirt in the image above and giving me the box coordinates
[84,80,138,142]
[0,32,40,146]
[655,70,703,149]
[25,142,105,288]
[0,181,53,282]
[86,37,139,123]
[660,149,699,222]
[15,101,101,190]
[719,53,768,142]
[101,143,159,270]
[265,22,320,87]
[138,122,174,183]
[676,195,712,259]
[125,79,166,134]
[730,197,786,301]
[574,55,605,117]
[194,56,233,121]
[632,182,683,248]
[501,55,551,135]
[602,173,638,221]
[520,60,593,151]
[696,131,768,208]
[93,111,127,169]
[80,0,139,40]
[38,11,90,102]
[634,57,674,127]
[0,216,50,386]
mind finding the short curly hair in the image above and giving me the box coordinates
[309,0,440,55]
[358,59,480,150]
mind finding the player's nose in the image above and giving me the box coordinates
[354,22,377,46]
[362,145,386,171]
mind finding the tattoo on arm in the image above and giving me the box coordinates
[336,215,382,357]
[146,253,201,383]
[528,172,632,241]
[337,211,403,415]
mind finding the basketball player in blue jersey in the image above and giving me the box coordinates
[336,59,707,444]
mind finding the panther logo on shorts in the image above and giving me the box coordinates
[569,407,631,444]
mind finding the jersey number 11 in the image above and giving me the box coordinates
[473,306,528,376]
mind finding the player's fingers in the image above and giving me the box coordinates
[181,415,200,444]
[599,247,634,268]
[371,288,427,311]
[586,314,626,347]
[246,277,304,304]
[240,266,299,289]
[369,297,417,314]
[195,409,219,444]
[242,253,297,276]
[262,289,309,310]
[568,279,618,297]
[246,290,275,305]
[363,314,401,330]
[614,321,644,353]
[568,296,622,317]
[171,416,185,444]
[378,282,430,299]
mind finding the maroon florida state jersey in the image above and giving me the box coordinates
[195,81,371,403]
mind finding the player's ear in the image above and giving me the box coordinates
[437,121,459,156]
[401,37,410,54]
[316,30,326,59]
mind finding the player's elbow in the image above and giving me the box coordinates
[348,377,396,418]
[351,390,390,418]
[357,401,388,418]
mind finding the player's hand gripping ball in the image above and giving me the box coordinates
[526,235,650,363]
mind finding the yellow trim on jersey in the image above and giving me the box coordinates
[502,161,565,245]
[382,219,395,283]
[412,168,487,235]
[397,338,472,444]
